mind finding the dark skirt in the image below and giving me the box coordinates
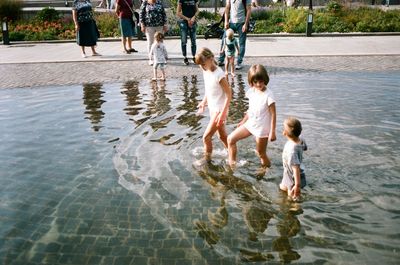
[77,19,98,47]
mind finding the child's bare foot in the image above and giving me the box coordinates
[225,71,229,76]
[231,72,235,77]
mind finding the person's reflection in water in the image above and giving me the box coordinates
[242,203,273,242]
[193,160,274,249]
[176,75,203,134]
[272,194,303,262]
[145,81,171,117]
[82,82,105,132]
[229,74,248,123]
[121,80,142,123]
[193,161,229,246]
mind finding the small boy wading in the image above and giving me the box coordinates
[221,28,239,77]
[280,117,307,201]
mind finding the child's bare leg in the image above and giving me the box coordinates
[153,68,157,80]
[230,57,235,76]
[203,114,219,161]
[160,69,165,80]
[216,125,228,149]
[227,126,251,167]
[225,59,229,76]
[255,137,271,168]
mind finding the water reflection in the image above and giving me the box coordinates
[82,82,105,131]
[273,196,302,263]
[176,75,203,133]
[229,74,248,123]
[121,80,142,124]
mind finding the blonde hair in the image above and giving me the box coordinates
[154,31,164,42]
[226,28,234,39]
[284,117,302,138]
[195,47,215,65]
[248,64,270,87]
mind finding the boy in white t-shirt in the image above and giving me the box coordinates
[280,117,307,201]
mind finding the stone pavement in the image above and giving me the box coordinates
[0,35,400,88]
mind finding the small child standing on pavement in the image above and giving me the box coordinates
[220,28,239,77]
[149,31,168,81]
[195,47,232,162]
[227,64,276,171]
[280,117,307,201]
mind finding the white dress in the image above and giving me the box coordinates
[203,67,227,113]
[244,87,275,138]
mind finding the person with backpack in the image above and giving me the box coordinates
[217,0,251,70]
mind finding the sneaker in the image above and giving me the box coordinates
[192,57,196,63]
[81,53,87,58]
[218,61,225,67]
[183,58,189,65]
[235,63,243,70]
[148,60,153,66]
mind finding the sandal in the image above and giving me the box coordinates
[129,48,138,53]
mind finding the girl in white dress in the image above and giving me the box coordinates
[227,64,276,169]
[195,47,232,161]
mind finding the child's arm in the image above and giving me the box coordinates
[197,96,207,114]
[289,165,301,199]
[235,40,239,54]
[216,77,232,126]
[163,45,168,61]
[220,39,226,54]
[238,113,248,127]
[268,102,276,141]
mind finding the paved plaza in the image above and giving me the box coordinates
[0,35,400,88]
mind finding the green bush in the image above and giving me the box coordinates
[325,1,343,15]
[283,8,307,33]
[94,13,119,37]
[197,10,221,21]
[0,0,23,21]
[35,7,61,22]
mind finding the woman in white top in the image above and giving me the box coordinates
[227,64,276,170]
[195,47,232,162]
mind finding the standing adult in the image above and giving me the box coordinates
[139,0,168,65]
[218,0,251,70]
[115,0,138,54]
[177,0,199,65]
[72,0,101,58]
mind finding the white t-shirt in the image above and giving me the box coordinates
[244,87,275,138]
[203,67,226,113]
[149,42,168,64]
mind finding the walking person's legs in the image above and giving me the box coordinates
[189,23,197,60]
[217,29,227,66]
[237,22,247,68]
[179,21,189,64]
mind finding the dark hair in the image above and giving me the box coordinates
[284,117,302,138]
[248,64,269,86]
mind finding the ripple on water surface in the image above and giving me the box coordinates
[0,71,399,264]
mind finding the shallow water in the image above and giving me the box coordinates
[0,71,399,264]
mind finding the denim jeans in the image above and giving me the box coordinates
[179,20,197,58]
[218,22,247,65]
